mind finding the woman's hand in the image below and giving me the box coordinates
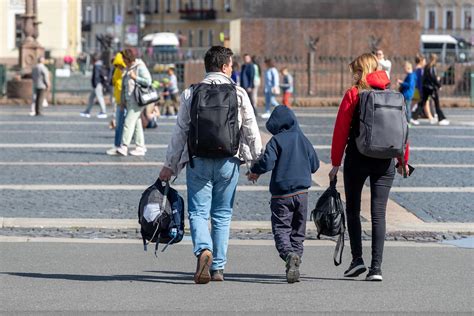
[397,164,410,176]
[130,70,137,80]
[329,166,339,182]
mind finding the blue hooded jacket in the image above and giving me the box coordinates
[400,72,416,101]
[251,106,319,196]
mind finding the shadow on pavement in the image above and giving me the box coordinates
[2,272,192,286]
[3,271,360,285]
[147,270,359,284]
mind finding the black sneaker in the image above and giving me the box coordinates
[366,267,383,281]
[344,257,367,277]
[285,253,301,284]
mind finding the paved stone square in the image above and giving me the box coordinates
[0,105,473,223]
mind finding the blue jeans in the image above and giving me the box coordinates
[186,157,240,270]
[114,107,127,147]
[405,99,412,121]
[264,91,279,113]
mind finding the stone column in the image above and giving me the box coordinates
[307,36,319,96]
[19,0,44,75]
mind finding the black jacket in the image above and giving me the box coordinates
[251,106,319,196]
[422,66,441,90]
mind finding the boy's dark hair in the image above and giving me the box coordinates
[204,46,233,73]
[415,53,425,65]
[265,58,274,68]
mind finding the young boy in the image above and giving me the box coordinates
[247,105,319,283]
[397,61,417,124]
[280,67,293,107]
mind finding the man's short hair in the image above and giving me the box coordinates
[204,46,233,73]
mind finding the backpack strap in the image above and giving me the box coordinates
[154,239,160,257]
[333,232,344,266]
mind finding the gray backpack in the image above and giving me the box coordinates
[355,90,408,162]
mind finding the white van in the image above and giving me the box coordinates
[421,34,470,63]
[142,32,180,55]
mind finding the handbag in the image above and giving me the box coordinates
[134,81,159,107]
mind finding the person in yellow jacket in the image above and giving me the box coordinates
[106,52,127,155]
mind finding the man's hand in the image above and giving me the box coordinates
[247,172,260,182]
[159,166,173,181]
[328,166,339,182]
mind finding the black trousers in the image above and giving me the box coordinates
[413,87,446,121]
[343,150,395,268]
[35,88,46,116]
[270,193,308,260]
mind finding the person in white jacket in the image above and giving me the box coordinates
[159,46,262,284]
[375,49,392,79]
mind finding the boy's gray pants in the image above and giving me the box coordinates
[270,192,308,260]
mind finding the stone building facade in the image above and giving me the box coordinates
[416,0,473,43]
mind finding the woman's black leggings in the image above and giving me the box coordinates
[343,151,395,268]
[413,87,446,121]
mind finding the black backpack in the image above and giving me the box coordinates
[187,82,240,166]
[310,178,346,266]
[138,180,185,256]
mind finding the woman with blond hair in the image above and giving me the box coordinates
[413,53,449,126]
[329,53,410,282]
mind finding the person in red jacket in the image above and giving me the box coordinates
[329,53,410,282]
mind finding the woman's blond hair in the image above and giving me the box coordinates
[426,53,438,68]
[349,53,379,91]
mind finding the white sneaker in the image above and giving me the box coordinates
[106,147,119,156]
[410,119,420,126]
[260,112,271,119]
[130,146,146,156]
[97,112,108,119]
[116,145,128,156]
[29,111,36,116]
[438,119,450,126]
[429,118,438,125]
[80,112,91,118]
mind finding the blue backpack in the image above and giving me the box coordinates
[138,180,185,256]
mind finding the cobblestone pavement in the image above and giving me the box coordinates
[0,227,470,242]
[0,105,473,224]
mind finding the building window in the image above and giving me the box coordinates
[445,9,453,30]
[198,29,204,47]
[463,7,472,30]
[427,9,436,29]
[144,0,151,13]
[112,4,116,23]
[224,0,231,12]
[15,14,23,48]
[85,5,92,23]
[166,0,171,12]
[187,0,194,10]
[177,0,181,11]
[155,0,159,13]
[95,3,104,23]
[188,30,193,47]
[208,29,213,46]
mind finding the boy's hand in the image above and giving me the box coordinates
[247,172,260,182]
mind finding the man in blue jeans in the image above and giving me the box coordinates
[159,46,262,284]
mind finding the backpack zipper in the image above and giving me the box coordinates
[374,104,403,110]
